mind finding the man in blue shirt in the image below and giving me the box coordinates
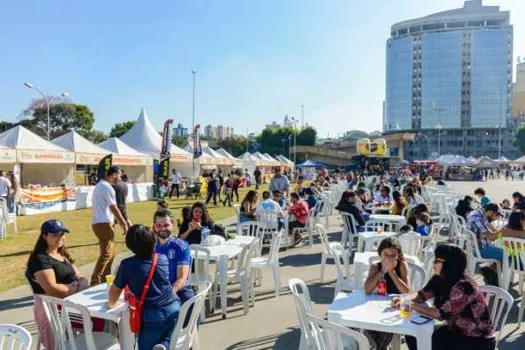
[153,208,194,304]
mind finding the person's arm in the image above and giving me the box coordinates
[388,261,410,294]
[173,265,190,292]
[110,204,128,233]
[72,265,89,290]
[34,270,80,298]
[352,206,366,226]
[364,264,383,294]
[179,221,199,241]
[108,284,123,309]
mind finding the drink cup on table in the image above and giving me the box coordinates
[106,274,115,291]
[400,294,411,318]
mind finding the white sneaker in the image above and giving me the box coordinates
[152,345,166,350]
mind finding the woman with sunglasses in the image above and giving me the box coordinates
[392,244,495,350]
[26,219,90,350]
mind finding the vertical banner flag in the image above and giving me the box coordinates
[153,159,160,183]
[193,124,202,158]
[97,154,112,182]
[161,119,174,158]
[158,157,170,181]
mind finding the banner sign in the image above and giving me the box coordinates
[193,124,202,159]
[0,148,16,163]
[19,186,76,204]
[161,119,174,158]
[17,150,75,164]
[97,154,112,181]
[158,157,170,182]
[153,159,160,183]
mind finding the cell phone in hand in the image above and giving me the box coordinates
[410,315,433,325]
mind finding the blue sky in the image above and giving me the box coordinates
[1,0,523,138]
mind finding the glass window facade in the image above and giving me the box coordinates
[420,32,462,129]
[471,28,509,128]
[385,37,412,131]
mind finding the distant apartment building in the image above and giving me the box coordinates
[514,60,525,118]
[203,124,234,139]
[173,123,188,138]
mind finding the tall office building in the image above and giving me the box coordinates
[384,0,516,159]
[173,123,189,139]
[514,60,525,118]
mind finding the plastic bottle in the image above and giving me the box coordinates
[201,226,210,244]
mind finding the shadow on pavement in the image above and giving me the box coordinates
[225,328,300,350]
[0,295,33,312]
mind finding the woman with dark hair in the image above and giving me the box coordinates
[391,190,408,216]
[406,203,431,228]
[109,224,180,350]
[26,219,90,350]
[392,244,495,350]
[335,191,365,226]
[455,195,474,220]
[364,238,411,350]
[512,191,525,211]
[239,190,258,223]
[178,202,214,245]
[502,211,525,239]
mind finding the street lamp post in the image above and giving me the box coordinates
[24,82,67,140]
[191,70,197,133]
[291,117,297,164]
[435,124,442,157]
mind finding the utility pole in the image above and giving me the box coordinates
[301,104,304,128]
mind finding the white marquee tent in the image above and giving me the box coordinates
[216,148,243,168]
[52,131,109,165]
[0,126,75,185]
[98,137,153,182]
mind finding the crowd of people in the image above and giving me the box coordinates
[22,163,525,350]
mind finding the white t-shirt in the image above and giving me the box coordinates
[0,176,11,197]
[170,172,181,184]
[256,199,282,214]
[92,180,117,224]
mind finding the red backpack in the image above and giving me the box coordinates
[125,253,158,334]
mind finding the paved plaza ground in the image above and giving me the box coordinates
[1,206,524,349]
[446,178,525,204]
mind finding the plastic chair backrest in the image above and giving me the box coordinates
[189,245,211,287]
[479,285,514,347]
[38,294,97,350]
[398,232,430,259]
[422,249,435,284]
[233,204,241,228]
[267,231,282,263]
[257,210,280,232]
[501,237,525,276]
[288,279,315,347]
[0,324,32,350]
[464,229,482,260]
[170,281,213,350]
[304,313,370,350]
[316,224,331,255]
[407,262,426,292]
[363,219,392,232]
[340,212,358,236]
[236,240,260,279]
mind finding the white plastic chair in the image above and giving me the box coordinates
[422,249,435,285]
[362,219,393,232]
[257,210,282,248]
[398,232,431,262]
[212,240,259,315]
[251,231,282,298]
[169,282,212,350]
[501,237,525,293]
[237,221,264,252]
[288,278,315,350]
[317,224,348,283]
[464,229,502,285]
[38,294,119,350]
[233,204,241,230]
[0,324,32,350]
[189,245,213,321]
[304,313,370,350]
[0,198,17,237]
[479,285,514,347]
[340,212,358,251]
[407,262,426,292]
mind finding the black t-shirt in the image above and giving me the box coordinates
[26,253,77,294]
[179,219,213,245]
[113,180,129,219]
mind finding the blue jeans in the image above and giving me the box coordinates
[480,245,504,264]
[139,302,180,350]
[177,285,196,327]
[239,215,254,224]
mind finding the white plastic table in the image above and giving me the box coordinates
[369,214,406,230]
[194,236,256,319]
[328,291,434,350]
[353,252,422,290]
[367,205,393,214]
[65,283,133,349]
[357,231,398,252]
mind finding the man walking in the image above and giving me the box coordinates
[113,171,130,227]
[169,169,182,199]
[269,167,290,197]
[90,166,129,286]
[254,167,261,190]
[0,170,12,202]
[206,171,218,206]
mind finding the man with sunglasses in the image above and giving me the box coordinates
[153,208,194,304]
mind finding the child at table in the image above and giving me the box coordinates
[363,238,416,350]
[415,212,430,236]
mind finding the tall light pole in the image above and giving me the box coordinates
[435,123,442,157]
[24,82,68,140]
[191,70,197,133]
[498,82,504,158]
[300,104,304,128]
[291,117,297,164]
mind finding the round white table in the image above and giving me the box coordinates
[357,231,398,252]
[328,291,434,350]
[369,214,407,230]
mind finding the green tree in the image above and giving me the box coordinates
[297,126,317,146]
[216,136,248,157]
[256,127,295,155]
[21,98,95,139]
[0,121,15,133]
[513,126,525,155]
[80,129,108,144]
[109,121,135,138]
[172,135,188,148]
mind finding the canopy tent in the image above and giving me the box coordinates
[467,156,476,162]
[474,156,498,168]
[263,153,281,166]
[216,148,243,168]
[120,108,192,162]
[251,152,275,167]
[184,145,217,169]
[296,159,324,169]
[98,137,153,182]
[276,154,294,168]
[513,155,525,164]
[202,146,232,166]
[495,156,511,164]
[438,155,474,167]
[0,126,75,185]
[52,131,108,165]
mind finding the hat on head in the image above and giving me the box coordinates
[41,219,70,234]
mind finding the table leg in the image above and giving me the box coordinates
[218,256,228,319]
[354,263,363,290]
[417,327,433,350]
[118,311,135,349]
[357,237,363,252]
[392,334,401,350]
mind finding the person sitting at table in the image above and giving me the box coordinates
[455,195,474,220]
[288,192,310,245]
[399,224,414,234]
[403,185,425,206]
[474,187,491,208]
[356,188,370,208]
[26,219,92,350]
[295,176,306,197]
[502,211,525,239]
[257,191,284,229]
[335,191,366,227]
[391,190,408,215]
[239,190,258,223]
[272,190,287,210]
[501,198,512,211]
[415,212,430,236]
[178,202,214,245]
[109,224,180,350]
[512,191,525,211]
[374,185,392,204]
[364,238,412,350]
[304,188,318,210]
[406,203,431,229]
[392,244,496,350]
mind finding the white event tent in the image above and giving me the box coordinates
[0,126,75,185]
[202,146,232,167]
[216,148,243,168]
[52,131,109,166]
[276,154,295,168]
[185,145,217,171]
[98,138,153,182]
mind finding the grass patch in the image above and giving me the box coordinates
[0,184,289,293]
